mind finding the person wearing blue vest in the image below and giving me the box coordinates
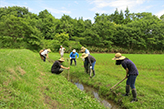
[70,49,79,66]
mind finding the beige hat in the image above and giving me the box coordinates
[58,57,65,62]
[81,46,86,52]
[112,53,126,60]
[80,53,88,58]
[47,49,51,52]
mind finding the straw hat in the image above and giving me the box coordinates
[81,46,86,52]
[112,53,126,60]
[47,49,51,52]
[80,53,88,58]
[58,57,65,62]
[73,49,76,52]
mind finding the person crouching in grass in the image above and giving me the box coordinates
[112,53,139,102]
[51,58,70,74]
[81,53,96,78]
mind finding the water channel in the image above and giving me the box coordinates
[71,79,121,109]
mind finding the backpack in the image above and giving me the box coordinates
[39,49,46,54]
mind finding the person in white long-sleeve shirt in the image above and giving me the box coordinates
[39,49,51,62]
[59,45,66,57]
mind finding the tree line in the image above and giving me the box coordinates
[0,6,164,53]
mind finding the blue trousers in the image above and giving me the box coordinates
[91,61,96,70]
[126,75,137,89]
[70,58,76,65]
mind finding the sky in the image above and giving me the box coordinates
[1,0,164,22]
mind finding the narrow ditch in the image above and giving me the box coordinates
[70,78,121,109]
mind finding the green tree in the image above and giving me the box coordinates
[56,15,74,39]
[0,15,42,49]
[124,7,131,24]
[54,33,69,44]
[160,14,164,21]
[38,9,58,40]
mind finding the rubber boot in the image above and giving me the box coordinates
[131,90,138,102]
[123,85,130,96]
[92,70,95,78]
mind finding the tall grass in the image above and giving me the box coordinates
[0,49,105,109]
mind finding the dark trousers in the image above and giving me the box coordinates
[84,60,91,74]
[70,58,76,65]
[41,55,46,62]
[51,68,63,74]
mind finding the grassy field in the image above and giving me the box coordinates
[0,49,106,109]
[1,49,164,109]
[59,53,164,109]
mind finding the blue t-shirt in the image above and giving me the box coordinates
[70,52,79,59]
[121,59,139,75]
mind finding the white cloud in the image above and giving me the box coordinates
[0,0,15,7]
[0,0,34,12]
[88,0,146,13]
[45,7,71,14]
[74,1,78,4]
[155,10,164,18]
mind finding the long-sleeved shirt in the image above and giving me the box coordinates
[85,55,96,64]
[70,52,79,59]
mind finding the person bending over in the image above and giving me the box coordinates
[81,53,96,78]
[39,49,51,62]
[112,53,139,102]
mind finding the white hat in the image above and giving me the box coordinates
[73,49,76,52]
[60,45,62,47]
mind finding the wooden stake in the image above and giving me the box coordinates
[67,59,70,81]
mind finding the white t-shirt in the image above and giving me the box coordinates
[41,49,49,57]
[59,47,65,55]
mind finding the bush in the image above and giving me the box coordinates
[63,41,82,53]
[40,39,60,52]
